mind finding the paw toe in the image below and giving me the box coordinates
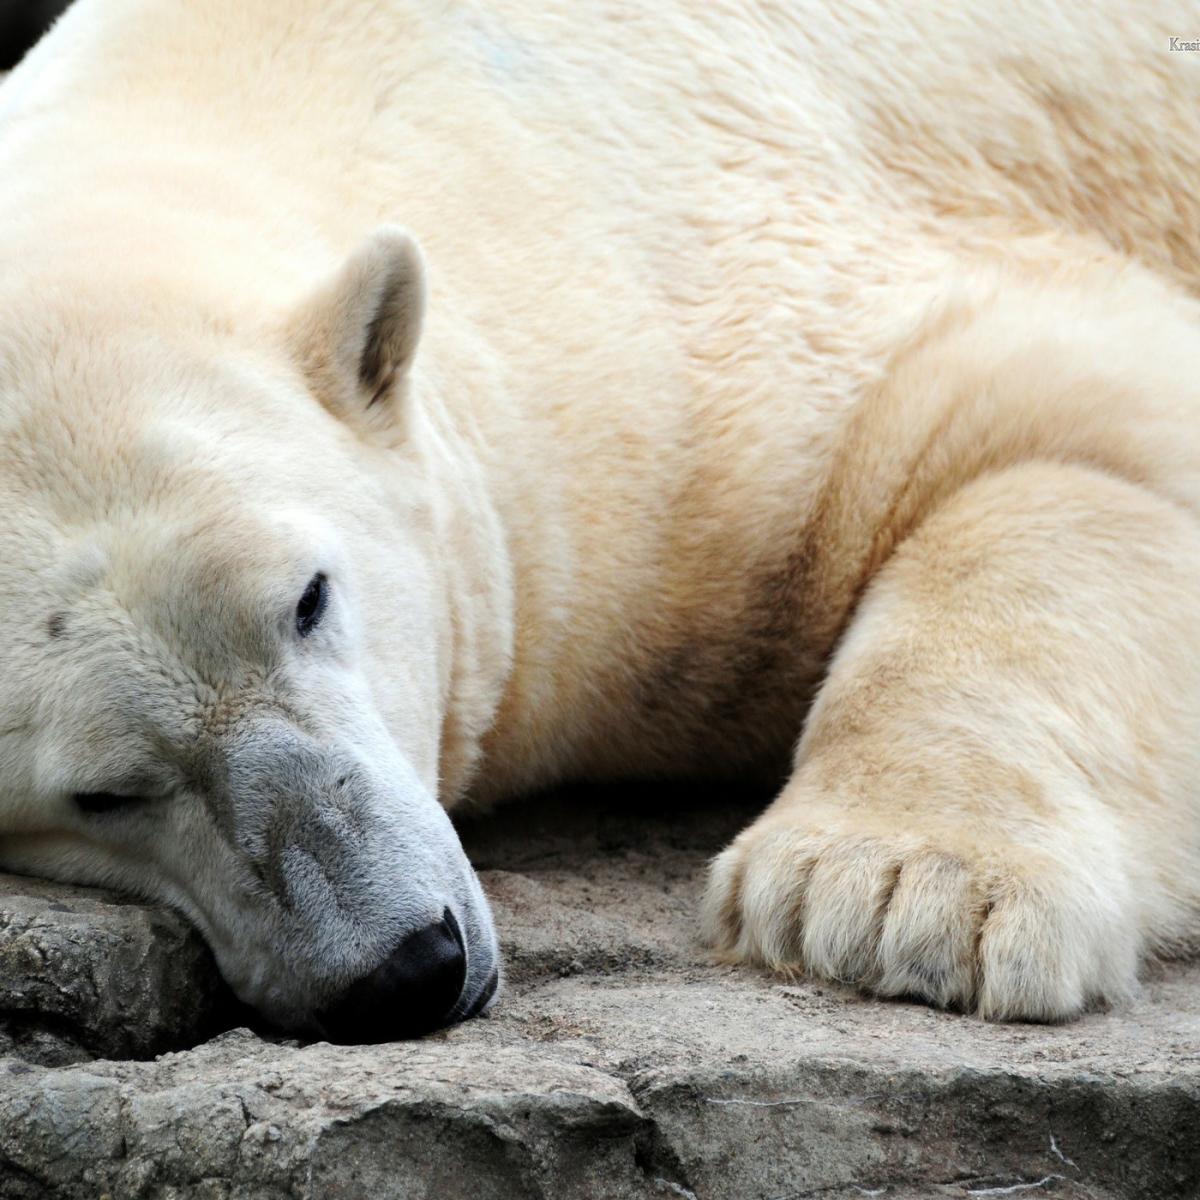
[877,850,983,1010]
[703,822,1140,1022]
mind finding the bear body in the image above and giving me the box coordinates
[1,0,1199,1026]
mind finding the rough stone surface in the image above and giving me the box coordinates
[0,875,226,1065]
[0,785,1197,1198]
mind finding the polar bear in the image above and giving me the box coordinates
[0,0,1199,1039]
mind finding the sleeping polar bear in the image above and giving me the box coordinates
[1,0,1199,1040]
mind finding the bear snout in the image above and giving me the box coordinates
[314,906,469,1042]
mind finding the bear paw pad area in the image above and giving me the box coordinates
[0,789,1196,1200]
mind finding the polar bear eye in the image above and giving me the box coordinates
[73,792,144,815]
[296,573,330,638]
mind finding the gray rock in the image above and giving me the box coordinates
[0,875,226,1065]
[0,787,1196,1198]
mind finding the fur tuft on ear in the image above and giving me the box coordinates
[289,227,426,425]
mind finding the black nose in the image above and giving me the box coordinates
[317,908,468,1043]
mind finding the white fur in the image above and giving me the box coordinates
[1,0,1199,1023]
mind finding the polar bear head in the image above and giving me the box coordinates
[0,228,508,1040]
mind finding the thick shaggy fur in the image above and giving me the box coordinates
[0,0,1199,1023]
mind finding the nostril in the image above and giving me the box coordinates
[463,967,500,1020]
[442,905,465,953]
[316,913,468,1043]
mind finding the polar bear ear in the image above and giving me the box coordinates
[288,227,426,427]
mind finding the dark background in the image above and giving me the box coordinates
[0,0,74,71]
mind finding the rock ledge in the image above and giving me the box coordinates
[0,788,1195,1199]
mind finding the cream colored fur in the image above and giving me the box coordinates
[1,0,1199,1022]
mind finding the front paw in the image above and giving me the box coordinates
[701,816,1139,1021]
